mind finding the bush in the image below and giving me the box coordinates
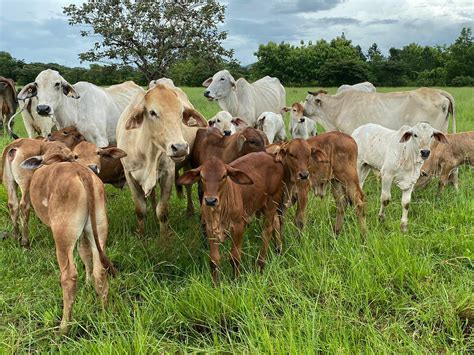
[450,76,474,86]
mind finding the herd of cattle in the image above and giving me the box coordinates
[0,70,472,334]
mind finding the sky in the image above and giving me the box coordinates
[0,0,472,67]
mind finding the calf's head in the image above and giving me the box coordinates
[72,141,126,175]
[177,157,253,207]
[399,122,448,160]
[208,111,234,136]
[237,128,266,154]
[202,70,236,101]
[46,126,85,149]
[17,69,80,117]
[125,84,191,162]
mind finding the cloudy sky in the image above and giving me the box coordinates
[0,0,472,67]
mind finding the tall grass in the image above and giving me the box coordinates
[0,87,472,353]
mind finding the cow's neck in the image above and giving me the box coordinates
[54,95,79,128]
[219,91,239,117]
[316,95,343,132]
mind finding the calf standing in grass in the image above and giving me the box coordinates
[282,103,316,139]
[178,153,284,284]
[416,131,473,193]
[21,150,119,334]
[256,111,286,144]
[352,122,448,232]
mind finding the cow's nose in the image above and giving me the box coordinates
[298,171,310,180]
[299,118,305,123]
[420,150,430,159]
[47,133,52,140]
[36,105,51,115]
[171,143,189,156]
[204,197,218,206]
[88,164,99,175]
[223,130,231,136]
[204,91,211,98]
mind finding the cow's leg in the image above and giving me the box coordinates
[126,172,147,236]
[448,167,459,191]
[156,169,173,237]
[438,164,453,194]
[78,233,93,284]
[400,187,413,233]
[149,189,157,214]
[53,227,79,335]
[185,184,195,217]
[346,180,367,236]
[331,182,347,234]
[18,191,31,247]
[257,202,277,271]
[5,178,20,239]
[378,174,393,222]
[357,163,371,189]
[208,235,221,285]
[295,183,309,230]
[229,223,245,279]
[84,222,109,304]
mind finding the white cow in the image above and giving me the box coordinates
[256,112,286,144]
[336,81,376,94]
[19,97,56,138]
[303,88,456,135]
[352,122,448,232]
[282,102,316,139]
[17,69,142,147]
[208,111,235,136]
[202,70,286,127]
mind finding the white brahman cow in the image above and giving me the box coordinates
[352,122,448,232]
[256,112,286,144]
[282,102,316,139]
[336,81,376,94]
[17,69,142,146]
[202,70,286,127]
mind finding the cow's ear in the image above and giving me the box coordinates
[183,108,208,127]
[177,168,201,185]
[275,147,287,162]
[202,77,213,87]
[280,107,290,114]
[231,117,247,127]
[75,132,86,143]
[266,144,281,156]
[399,131,413,143]
[226,166,253,185]
[231,80,236,90]
[62,82,80,99]
[315,98,322,106]
[125,106,145,130]
[433,131,449,144]
[100,147,127,159]
[237,134,246,151]
[311,148,328,162]
[20,155,44,169]
[208,119,216,127]
[17,83,37,100]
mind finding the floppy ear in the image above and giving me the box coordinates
[100,147,127,159]
[231,117,247,127]
[280,107,290,114]
[231,80,236,90]
[208,119,216,127]
[433,130,449,144]
[177,168,201,185]
[183,108,208,127]
[74,132,86,143]
[399,131,413,143]
[226,166,253,185]
[237,134,246,151]
[125,105,145,130]
[275,147,287,162]
[62,82,80,99]
[202,77,213,87]
[20,156,44,170]
[266,144,281,156]
[311,148,328,162]
[315,98,322,107]
[17,83,37,100]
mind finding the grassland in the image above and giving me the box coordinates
[0,87,472,353]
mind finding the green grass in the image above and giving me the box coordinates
[0,87,473,353]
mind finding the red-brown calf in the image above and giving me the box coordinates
[178,152,284,284]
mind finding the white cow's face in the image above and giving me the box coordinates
[17,69,79,117]
[208,111,234,136]
[202,70,235,101]
[399,122,448,160]
[303,93,322,117]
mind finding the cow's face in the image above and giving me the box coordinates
[46,126,86,149]
[209,111,234,136]
[303,93,323,117]
[125,85,190,162]
[17,69,80,117]
[399,122,448,160]
[202,70,235,101]
[72,141,126,175]
[237,128,266,155]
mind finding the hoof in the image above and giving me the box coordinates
[400,224,408,233]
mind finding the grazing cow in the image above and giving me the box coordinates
[416,131,474,193]
[16,69,143,146]
[208,111,236,136]
[117,84,207,235]
[19,97,57,138]
[282,103,316,139]
[352,122,448,232]
[203,70,286,127]
[177,152,284,284]
[256,112,286,144]
[303,88,456,134]
[0,77,18,132]
[336,81,376,94]
[20,152,117,334]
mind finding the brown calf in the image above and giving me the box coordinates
[307,132,367,234]
[20,154,116,334]
[46,126,86,149]
[416,131,474,193]
[178,152,284,284]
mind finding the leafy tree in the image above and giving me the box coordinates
[367,43,384,62]
[446,27,473,84]
[63,0,233,81]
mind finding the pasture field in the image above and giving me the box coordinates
[0,87,473,353]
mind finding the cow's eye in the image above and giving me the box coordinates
[220,77,225,81]
[222,174,226,180]
[289,153,296,158]
[217,119,221,123]
[62,131,68,135]
[97,151,100,155]
[55,82,60,88]
[149,110,157,117]
[74,154,79,159]
[414,134,418,138]
[249,139,256,144]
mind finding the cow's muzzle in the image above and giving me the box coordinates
[420,150,430,159]
[36,105,51,116]
[169,143,189,162]
[298,171,310,180]
[204,196,218,206]
[223,130,231,136]
[298,118,305,123]
[88,164,100,175]
[204,90,215,101]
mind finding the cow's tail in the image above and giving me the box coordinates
[78,169,116,277]
[440,91,456,133]
[7,106,23,140]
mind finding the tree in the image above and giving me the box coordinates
[446,27,473,84]
[367,43,384,62]
[63,0,233,81]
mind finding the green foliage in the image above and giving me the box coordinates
[63,0,232,81]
